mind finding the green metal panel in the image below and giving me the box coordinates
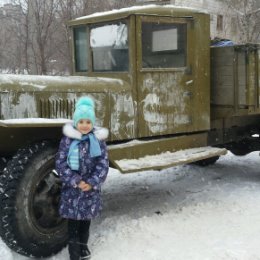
[0,126,61,156]
[258,48,260,108]
[109,132,207,160]
[247,48,259,113]
[135,14,210,137]
[0,74,136,150]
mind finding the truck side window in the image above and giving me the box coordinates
[74,26,88,72]
[142,22,187,68]
[90,22,129,72]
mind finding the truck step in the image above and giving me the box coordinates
[113,146,227,173]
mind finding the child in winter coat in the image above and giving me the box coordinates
[55,96,109,260]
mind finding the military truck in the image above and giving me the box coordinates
[0,5,259,258]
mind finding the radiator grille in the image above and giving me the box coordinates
[39,98,75,118]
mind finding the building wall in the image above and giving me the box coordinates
[172,0,238,42]
[136,0,240,42]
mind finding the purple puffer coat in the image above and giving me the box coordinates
[55,123,109,220]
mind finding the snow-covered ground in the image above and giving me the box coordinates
[1,151,260,260]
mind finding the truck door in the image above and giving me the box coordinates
[135,15,210,138]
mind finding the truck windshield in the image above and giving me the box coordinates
[142,22,187,68]
[90,21,129,72]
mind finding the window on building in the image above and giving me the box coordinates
[231,17,237,34]
[142,22,187,68]
[217,15,223,31]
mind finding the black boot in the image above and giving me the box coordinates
[68,241,81,260]
[79,219,91,259]
[80,243,91,259]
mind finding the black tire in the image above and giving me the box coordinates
[0,157,9,175]
[192,156,220,166]
[226,139,255,156]
[0,141,67,257]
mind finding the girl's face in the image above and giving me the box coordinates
[77,119,93,134]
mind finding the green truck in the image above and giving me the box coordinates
[0,5,259,257]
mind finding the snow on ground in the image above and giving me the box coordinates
[1,151,260,260]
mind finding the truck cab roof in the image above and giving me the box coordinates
[68,5,208,26]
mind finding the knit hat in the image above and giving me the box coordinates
[73,96,96,127]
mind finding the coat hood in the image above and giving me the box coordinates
[63,123,109,140]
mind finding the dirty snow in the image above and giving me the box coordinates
[1,151,260,260]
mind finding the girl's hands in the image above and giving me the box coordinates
[78,181,92,191]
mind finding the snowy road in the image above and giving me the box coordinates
[1,151,260,260]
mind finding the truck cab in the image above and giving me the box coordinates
[69,6,210,139]
[66,6,220,173]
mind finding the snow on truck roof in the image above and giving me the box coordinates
[69,5,208,25]
[0,74,124,91]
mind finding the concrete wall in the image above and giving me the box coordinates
[172,0,238,42]
[137,0,242,42]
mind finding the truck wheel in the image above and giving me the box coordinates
[227,140,253,156]
[0,157,9,175]
[192,156,220,166]
[0,141,67,257]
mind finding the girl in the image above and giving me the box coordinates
[55,96,109,260]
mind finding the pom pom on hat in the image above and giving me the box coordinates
[73,96,96,127]
[75,96,94,109]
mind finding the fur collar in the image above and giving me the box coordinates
[63,123,109,141]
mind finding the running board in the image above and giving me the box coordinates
[108,133,227,173]
[113,146,227,173]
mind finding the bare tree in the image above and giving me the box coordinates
[219,0,260,43]
[0,3,25,73]
[3,0,63,75]
[0,0,138,75]
[109,0,137,9]
[27,0,61,74]
[55,0,138,74]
